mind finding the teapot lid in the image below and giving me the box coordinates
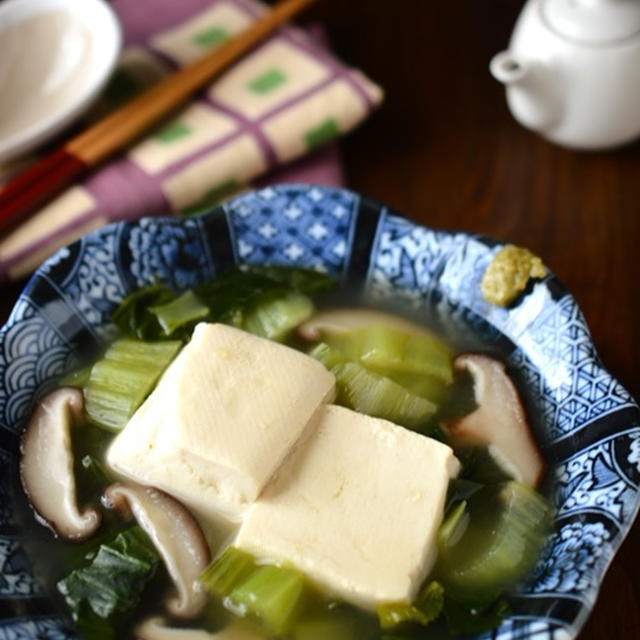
[542,0,640,44]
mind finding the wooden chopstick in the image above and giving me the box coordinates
[0,0,317,236]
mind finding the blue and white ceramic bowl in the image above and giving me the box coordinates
[0,184,638,639]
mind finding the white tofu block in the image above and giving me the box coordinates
[107,323,335,519]
[235,405,461,609]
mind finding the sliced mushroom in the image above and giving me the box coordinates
[443,354,544,488]
[135,617,263,640]
[297,307,439,342]
[20,387,101,541]
[103,483,210,618]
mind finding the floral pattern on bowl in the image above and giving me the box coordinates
[0,184,638,640]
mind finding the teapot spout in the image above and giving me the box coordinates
[490,50,563,134]
[490,51,528,85]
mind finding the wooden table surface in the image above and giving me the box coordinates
[1,1,639,638]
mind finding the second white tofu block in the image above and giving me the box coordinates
[235,404,461,609]
[107,323,335,518]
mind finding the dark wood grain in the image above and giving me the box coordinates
[1,1,639,638]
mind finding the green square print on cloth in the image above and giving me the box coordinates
[305,118,339,150]
[155,122,193,144]
[248,68,288,95]
[192,26,229,48]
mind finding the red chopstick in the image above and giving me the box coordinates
[0,150,87,234]
[0,0,317,236]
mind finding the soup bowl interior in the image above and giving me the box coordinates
[0,184,638,640]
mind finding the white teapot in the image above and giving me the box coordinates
[490,0,640,150]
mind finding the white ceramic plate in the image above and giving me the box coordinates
[0,0,121,163]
